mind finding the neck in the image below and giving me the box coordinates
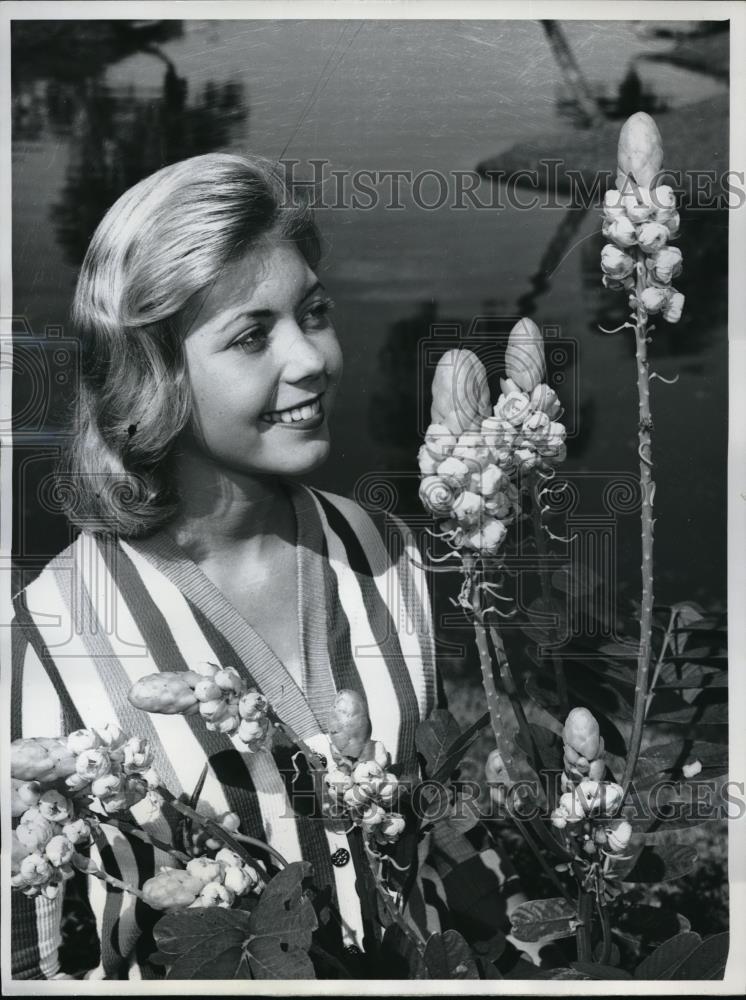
[164,449,296,562]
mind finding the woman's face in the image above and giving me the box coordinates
[179,238,343,481]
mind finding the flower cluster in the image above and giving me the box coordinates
[418,320,567,556]
[11,803,90,900]
[550,708,631,859]
[324,742,405,847]
[128,664,270,752]
[186,808,244,857]
[489,378,566,475]
[10,726,161,899]
[600,112,684,324]
[418,429,521,554]
[142,847,264,912]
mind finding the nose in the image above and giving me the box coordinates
[277,319,327,386]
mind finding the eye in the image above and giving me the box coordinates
[231,326,268,354]
[300,296,335,330]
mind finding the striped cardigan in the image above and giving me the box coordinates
[11,483,521,980]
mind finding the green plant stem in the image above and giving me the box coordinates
[596,897,612,964]
[72,851,145,899]
[84,812,191,865]
[159,786,289,871]
[530,476,569,717]
[644,606,677,719]
[576,888,594,962]
[622,255,656,790]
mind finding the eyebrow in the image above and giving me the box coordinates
[226,280,325,322]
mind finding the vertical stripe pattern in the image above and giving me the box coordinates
[9,485,453,978]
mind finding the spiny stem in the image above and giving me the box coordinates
[72,852,145,899]
[529,475,569,717]
[622,254,656,790]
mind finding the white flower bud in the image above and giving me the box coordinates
[186,857,224,886]
[637,221,670,254]
[198,881,235,908]
[600,244,635,280]
[215,847,244,868]
[662,290,685,324]
[45,835,75,868]
[603,216,637,248]
[214,668,244,695]
[194,679,222,703]
[417,444,439,476]
[606,820,633,853]
[640,285,671,315]
[436,456,472,489]
[683,759,702,779]
[37,790,73,823]
[67,728,102,755]
[464,519,507,556]
[62,818,90,845]
[451,490,483,526]
[75,748,111,781]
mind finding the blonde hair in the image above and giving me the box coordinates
[61,152,320,537]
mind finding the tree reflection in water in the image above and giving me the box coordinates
[50,50,247,267]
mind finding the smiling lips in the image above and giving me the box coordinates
[260,394,324,425]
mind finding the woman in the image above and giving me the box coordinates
[11,153,524,980]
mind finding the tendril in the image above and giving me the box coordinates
[649,371,679,385]
[543,526,578,544]
[598,321,635,334]
[425,546,462,564]
[637,442,654,468]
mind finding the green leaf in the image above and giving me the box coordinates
[514,723,564,772]
[670,932,729,980]
[521,596,566,645]
[617,905,690,945]
[551,563,602,596]
[246,861,318,979]
[380,924,427,978]
[620,841,698,883]
[431,711,490,784]
[632,740,728,789]
[415,710,465,780]
[635,932,703,979]
[424,930,480,979]
[153,907,253,979]
[509,897,577,943]
[654,660,727,689]
[570,962,633,979]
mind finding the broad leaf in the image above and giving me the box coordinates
[551,563,602,596]
[246,861,318,979]
[153,907,253,979]
[415,710,464,780]
[430,711,490,784]
[617,905,690,946]
[521,596,567,646]
[619,842,698,883]
[509,897,577,943]
[515,723,564,772]
[635,932,702,979]
[424,930,480,979]
[380,924,427,978]
[670,932,729,980]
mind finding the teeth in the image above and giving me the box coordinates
[263,398,321,424]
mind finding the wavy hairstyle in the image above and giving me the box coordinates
[61,153,321,538]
